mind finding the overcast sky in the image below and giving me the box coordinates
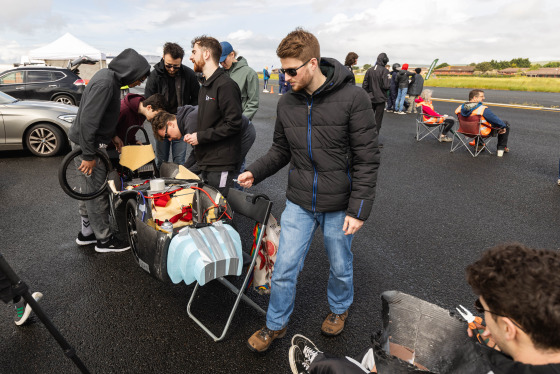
[1,0,559,71]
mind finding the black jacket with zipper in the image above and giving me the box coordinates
[247,57,380,220]
[195,68,243,171]
[144,59,199,114]
[362,53,390,104]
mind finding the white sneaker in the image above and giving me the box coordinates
[557,179,560,186]
[263,90,269,93]
[439,135,453,143]
[497,150,504,157]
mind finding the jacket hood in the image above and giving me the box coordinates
[376,53,389,66]
[415,97,424,103]
[460,102,482,116]
[317,57,353,95]
[123,93,145,112]
[229,56,249,74]
[109,48,151,86]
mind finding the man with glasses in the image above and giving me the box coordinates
[144,42,200,169]
[238,28,379,353]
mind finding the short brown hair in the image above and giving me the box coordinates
[191,35,221,65]
[276,28,320,62]
[469,89,484,101]
[163,42,185,60]
[151,111,175,141]
[344,52,358,67]
[143,93,168,112]
[466,243,560,350]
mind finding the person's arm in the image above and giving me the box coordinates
[361,69,370,93]
[196,82,243,143]
[143,71,157,99]
[482,107,507,128]
[78,81,114,160]
[422,105,441,117]
[243,71,260,120]
[186,72,200,106]
[346,89,380,221]
[381,69,390,91]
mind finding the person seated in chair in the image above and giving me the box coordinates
[288,243,560,374]
[455,89,510,157]
[415,89,455,142]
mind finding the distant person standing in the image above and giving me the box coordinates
[219,41,259,121]
[344,52,359,85]
[188,35,243,196]
[263,66,271,92]
[406,68,424,114]
[362,53,390,147]
[144,42,200,169]
[395,63,414,114]
[279,71,291,95]
[386,63,400,112]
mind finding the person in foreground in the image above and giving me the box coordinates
[238,28,380,353]
[288,243,560,373]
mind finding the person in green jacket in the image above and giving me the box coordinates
[219,41,259,121]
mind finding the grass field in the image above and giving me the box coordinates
[261,73,560,93]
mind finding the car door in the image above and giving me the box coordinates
[0,70,26,100]
[26,70,55,101]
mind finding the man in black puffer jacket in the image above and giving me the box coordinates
[239,28,380,353]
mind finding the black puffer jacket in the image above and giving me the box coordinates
[144,59,199,114]
[247,58,380,220]
[396,70,414,89]
[362,53,390,103]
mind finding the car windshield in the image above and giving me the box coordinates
[0,90,17,104]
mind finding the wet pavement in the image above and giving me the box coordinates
[1,88,559,373]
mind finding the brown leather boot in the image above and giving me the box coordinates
[247,326,287,353]
[321,310,348,336]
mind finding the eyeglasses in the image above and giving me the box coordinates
[165,63,181,70]
[163,123,171,140]
[280,59,312,77]
[474,298,526,332]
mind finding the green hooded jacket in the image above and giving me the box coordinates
[224,56,259,120]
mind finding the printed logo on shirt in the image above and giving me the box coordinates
[206,95,216,101]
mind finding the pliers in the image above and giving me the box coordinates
[456,305,488,344]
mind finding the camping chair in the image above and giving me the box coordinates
[186,188,272,341]
[451,114,498,157]
[415,111,446,142]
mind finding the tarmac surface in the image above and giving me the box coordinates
[1,86,560,373]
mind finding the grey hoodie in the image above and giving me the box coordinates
[69,48,150,160]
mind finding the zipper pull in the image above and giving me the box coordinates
[308,104,311,115]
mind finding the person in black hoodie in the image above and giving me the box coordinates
[362,53,390,146]
[386,63,400,112]
[68,48,150,253]
[187,36,243,196]
[238,28,379,353]
[144,42,200,169]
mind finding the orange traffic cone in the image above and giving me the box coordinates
[270,85,274,94]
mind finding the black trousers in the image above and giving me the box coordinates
[372,102,385,135]
[200,170,237,198]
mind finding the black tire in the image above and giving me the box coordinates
[25,123,65,157]
[126,198,140,263]
[53,94,75,106]
[58,147,112,200]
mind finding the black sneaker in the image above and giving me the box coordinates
[289,345,310,374]
[291,334,321,357]
[76,232,97,246]
[95,236,131,253]
[14,292,43,326]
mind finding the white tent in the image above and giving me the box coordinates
[28,32,106,61]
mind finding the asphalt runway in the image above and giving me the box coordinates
[1,87,559,373]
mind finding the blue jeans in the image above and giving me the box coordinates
[396,87,408,112]
[155,138,187,169]
[266,200,355,330]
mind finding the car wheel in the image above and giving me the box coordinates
[25,123,65,157]
[53,94,75,106]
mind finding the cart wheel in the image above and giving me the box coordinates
[58,147,113,200]
[126,199,141,262]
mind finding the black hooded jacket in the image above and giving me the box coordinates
[144,59,199,114]
[362,53,390,103]
[68,48,150,160]
[247,57,380,220]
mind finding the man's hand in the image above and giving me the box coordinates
[112,136,123,153]
[237,171,254,188]
[466,321,499,350]
[78,159,96,175]
[498,128,507,134]
[343,216,364,235]
[184,133,198,145]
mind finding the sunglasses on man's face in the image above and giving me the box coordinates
[280,59,312,77]
[163,123,171,140]
[165,63,181,70]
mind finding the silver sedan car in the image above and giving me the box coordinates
[0,90,77,156]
